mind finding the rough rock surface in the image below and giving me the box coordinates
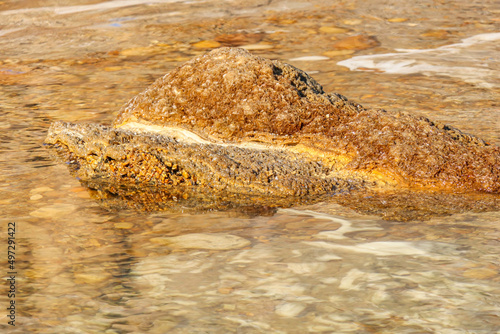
[46,47,500,196]
[47,121,355,197]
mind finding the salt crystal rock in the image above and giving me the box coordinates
[30,203,77,218]
[275,302,306,317]
[30,186,54,194]
[289,55,329,61]
[462,268,498,279]
[45,47,500,201]
[30,194,43,200]
[332,35,380,50]
[319,26,350,34]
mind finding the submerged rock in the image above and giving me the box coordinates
[45,47,500,206]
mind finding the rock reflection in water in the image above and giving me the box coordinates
[81,180,499,221]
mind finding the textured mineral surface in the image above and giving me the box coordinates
[45,47,500,202]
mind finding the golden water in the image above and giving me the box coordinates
[1,0,499,332]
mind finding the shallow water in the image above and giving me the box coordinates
[1,0,499,333]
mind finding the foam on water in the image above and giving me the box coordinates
[0,0,195,15]
[282,209,461,258]
[338,32,500,88]
[279,208,383,239]
[304,240,429,256]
